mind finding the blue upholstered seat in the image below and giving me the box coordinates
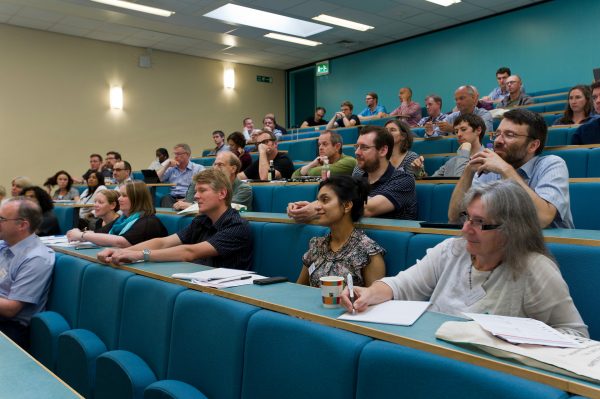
[405,234,448,266]
[364,229,412,276]
[287,138,318,161]
[415,184,434,222]
[586,148,600,177]
[241,310,371,399]
[568,182,600,230]
[271,184,318,213]
[544,149,588,178]
[356,340,569,399]
[412,138,454,154]
[156,213,184,235]
[251,185,274,212]
[430,183,455,223]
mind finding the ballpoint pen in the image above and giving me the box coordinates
[209,275,252,284]
[347,273,355,314]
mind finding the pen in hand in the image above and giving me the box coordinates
[347,273,355,314]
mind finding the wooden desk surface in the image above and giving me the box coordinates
[53,247,600,398]
[0,331,82,399]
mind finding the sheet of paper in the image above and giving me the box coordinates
[338,300,430,326]
[40,236,99,249]
[171,268,255,281]
[464,313,582,348]
[191,274,266,289]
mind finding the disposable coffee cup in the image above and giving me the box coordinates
[320,276,344,308]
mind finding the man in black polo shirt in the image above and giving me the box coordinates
[238,130,294,180]
[288,126,417,221]
[97,169,252,270]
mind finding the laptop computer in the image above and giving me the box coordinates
[141,169,161,184]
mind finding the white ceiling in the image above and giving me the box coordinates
[0,0,545,70]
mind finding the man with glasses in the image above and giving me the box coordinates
[101,151,122,180]
[326,101,360,129]
[113,160,132,186]
[288,126,417,220]
[238,131,294,181]
[448,108,573,228]
[358,92,388,122]
[499,75,533,108]
[300,107,328,128]
[157,143,205,207]
[0,198,54,349]
[292,131,356,178]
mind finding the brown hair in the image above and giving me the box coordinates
[124,181,155,216]
[96,189,120,212]
[193,169,233,206]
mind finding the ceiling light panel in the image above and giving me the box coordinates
[264,33,322,46]
[204,3,331,38]
[90,0,174,17]
[425,0,461,6]
[312,14,373,31]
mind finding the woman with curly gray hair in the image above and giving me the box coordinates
[341,179,588,337]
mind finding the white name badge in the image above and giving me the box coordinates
[308,262,316,275]
[465,286,486,306]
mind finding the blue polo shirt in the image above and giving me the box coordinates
[359,105,387,117]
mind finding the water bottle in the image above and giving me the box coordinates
[268,160,275,181]
[321,157,330,181]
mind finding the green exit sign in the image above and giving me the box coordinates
[256,75,272,83]
[316,60,329,76]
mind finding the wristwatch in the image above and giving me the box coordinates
[142,249,151,262]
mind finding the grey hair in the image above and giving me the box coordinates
[8,197,43,233]
[174,143,192,154]
[462,180,549,276]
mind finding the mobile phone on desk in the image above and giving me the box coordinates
[253,276,288,285]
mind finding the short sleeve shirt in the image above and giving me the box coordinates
[335,115,361,127]
[303,116,328,127]
[177,208,253,270]
[119,215,168,245]
[359,105,387,117]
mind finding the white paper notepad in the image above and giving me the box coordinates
[338,300,430,326]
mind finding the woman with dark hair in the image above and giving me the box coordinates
[553,85,594,126]
[67,181,167,247]
[384,119,419,176]
[297,175,386,288]
[227,131,252,171]
[341,180,588,337]
[77,171,107,229]
[44,170,80,201]
[22,186,61,236]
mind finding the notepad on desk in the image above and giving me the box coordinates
[338,300,430,326]
[172,268,255,281]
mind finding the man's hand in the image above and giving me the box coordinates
[173,201,191,211]
[258,143,268,155]
[468,149,512,176]
[166,158,179,168]
[287,201,318,223]
[424,122,434,136]
[437,121,453,133]
[97,248,117,263]
[97,248,142,265]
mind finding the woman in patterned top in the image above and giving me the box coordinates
[297,175,386,288]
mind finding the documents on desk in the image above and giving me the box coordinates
[172,268,261,289]
[436,319,600,383]
[40,235,99,250]
[338,300,430,326]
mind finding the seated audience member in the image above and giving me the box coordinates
[412,114,486,179]
[175,151,253,211]
[383,119,419,176]
[341,180,588,337]
[90,189,120,233]
[157,143,205,207]
[358,92,388,121]
[292,131,356,178]
[300,107,328,128]
[77,171,107,230]
[227,131,252,171]
[326,101,361,129]
[97,169,253,270]
[101,151,121,181]
[438,85,493,134]
[148,147,169,170]
[289,126,417,221]
[390,87,422,126]
[553,85,595,126]
[263,115,287,137]
[207,130,230,155]
[571,117,600,144]
[10,177,33,198]
[417,95,447,138]
[0,198,55,349]
[592,80,600,116]
[242,117,261,141]
[448,108,573,229]
[79,153,103,183]
[22,186,60,236]
[67,181,167,247]
[481,66,511,103]
[298,176,385,288]
[0,186,5,205]
[113,160,132,186]
[44,170,80,201]
[499,75,533,108]
[238,131,294,180]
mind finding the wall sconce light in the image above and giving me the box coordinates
[224,68,235,89]
[110,86,123,109]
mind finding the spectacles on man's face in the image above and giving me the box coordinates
[353,144,377,152]
[173,152,188,156]
[460,212,500,231]
[113,168,125,172]
[490,131,531,141]
[256,139,274,145]
[0,216,24,223]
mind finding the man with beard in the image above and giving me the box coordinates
[288,126,417,221]
[448,108,574,228]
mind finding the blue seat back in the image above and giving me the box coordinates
[569,182,600,230]
[287,139,317,161]
[77,264,134,349]
[271,184,318,213]
[415,184,434,222]
[412,138,454,154]
[251,185,274,212]
[156,213,184,235]
[335,126,359,144]
[545,128,569,146]
[406,234,448,266]
[167,290,259,399]
[364,229,412,276]
[544,149,588,178]
[342,145,355,157]
[587,148,600,177]
[47,253,91,327]
[118,276,185,379]
[242,310,371,399]
[356,340,569,399]
[53,207,75,234]
[424,156,450,177]
[430,184,455,223]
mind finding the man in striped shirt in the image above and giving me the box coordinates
[97,168,253,269]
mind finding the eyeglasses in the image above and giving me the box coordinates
[0,217,24,223]
[490,131,531,141]
[113,168,126,172]
[173,152,188,156]
[353,144,377,152]
[256,139,274,145]
[506,81,519,85]
[460,212,500,231]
